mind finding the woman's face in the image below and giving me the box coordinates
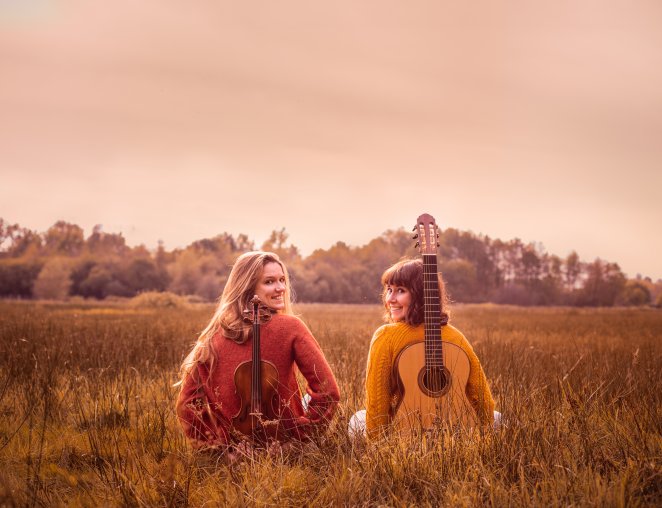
[255,262,287,311]
[384,284,411,322]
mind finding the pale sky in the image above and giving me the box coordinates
[1,0,661,280]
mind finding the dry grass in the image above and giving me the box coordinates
[0,300,660,507]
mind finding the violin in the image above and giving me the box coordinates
[231,295,283,442]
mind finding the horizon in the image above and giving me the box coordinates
[4,216,660,282]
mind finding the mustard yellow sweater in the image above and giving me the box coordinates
[365,322,495,439]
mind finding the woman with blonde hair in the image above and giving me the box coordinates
[176,251,340,455]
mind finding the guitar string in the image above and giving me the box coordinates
[423,249,443,389]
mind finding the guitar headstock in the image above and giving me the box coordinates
[413,213,439,255]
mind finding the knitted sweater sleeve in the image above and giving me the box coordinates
[290,317,340,438]
[175,364,229,448]
[365,325,394,440]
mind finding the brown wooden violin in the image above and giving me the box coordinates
[231,295,284,443]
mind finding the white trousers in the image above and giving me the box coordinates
[348,410,503,439]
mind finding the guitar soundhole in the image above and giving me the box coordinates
[418,367,451,397]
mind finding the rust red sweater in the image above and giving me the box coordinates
[176,314,340,448]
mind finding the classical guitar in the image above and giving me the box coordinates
[232,295,284,443]
[392,213,478,435]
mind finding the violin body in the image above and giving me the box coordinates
[231,359,283,440]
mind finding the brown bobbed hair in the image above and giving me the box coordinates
[381,258,449,326]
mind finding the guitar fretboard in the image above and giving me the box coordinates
[423,254,444,368]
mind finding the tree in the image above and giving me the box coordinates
[122,257,169,295]
[0,259,43,297]
[44,221,85,256]
[578,259,626,306]
[235,233,255,252]
[564,251,581,290]
[167,249,226,300]
[70,259,97,296]
[619,280,651,306]
[440,259,478,302]
[33,258,73,300]
[86,225,128,256]
[0,219,42,258]
[78,265,114,299]
[0,218,13,253]
[520,245,542,285]
[261,228,300,263]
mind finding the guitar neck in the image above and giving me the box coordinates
[422,253,443,368]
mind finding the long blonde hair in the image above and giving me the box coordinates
[178,251,294,382]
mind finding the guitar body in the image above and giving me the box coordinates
[393,340,477,435]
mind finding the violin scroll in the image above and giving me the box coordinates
[242,295,274,324]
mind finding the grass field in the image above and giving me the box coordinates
[0,300,660,506]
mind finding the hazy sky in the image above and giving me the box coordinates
[1,0,661,280]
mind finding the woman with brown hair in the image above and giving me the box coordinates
[349,258,499,440]
[176,251,340,456]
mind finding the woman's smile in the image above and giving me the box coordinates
[385,285,411,322]
[255,262,287,310]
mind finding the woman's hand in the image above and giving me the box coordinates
[226,439,255,464]
[266,440,293,458]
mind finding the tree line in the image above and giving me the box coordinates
[0,218,659,307]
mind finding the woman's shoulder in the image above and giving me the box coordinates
[369,323,390,347]
[442,323,473,349]
[374,322,409,335]
[443,323,466,339]
[370,322,421,348]
[267,313,309,333]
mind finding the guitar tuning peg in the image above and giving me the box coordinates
[412,234,418,240]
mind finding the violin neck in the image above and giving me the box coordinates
[251,308,262,414]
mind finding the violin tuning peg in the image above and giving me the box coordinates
[412,234,418,240]
[412,226,417,232]
[414,242,419,249]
